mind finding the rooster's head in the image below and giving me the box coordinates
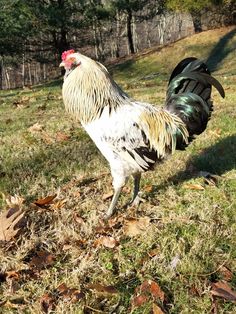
[59,49,81,70]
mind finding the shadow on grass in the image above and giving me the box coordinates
[206,27,236,72]
[1,136,101,195]
[168,134,236,186]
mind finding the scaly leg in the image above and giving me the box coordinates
[105,187,122,218]
[129,173,144,207]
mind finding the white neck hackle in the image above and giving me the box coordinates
[62,53,131,124]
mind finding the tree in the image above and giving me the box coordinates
[110,0,164,54]
[0,0,36,88]
[166,0,226,32]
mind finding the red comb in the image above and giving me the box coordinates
[61,49,75,61]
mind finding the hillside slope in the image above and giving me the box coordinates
[0,27,236,313]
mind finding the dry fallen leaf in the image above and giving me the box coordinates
[5,270,20,281]
[87,283,118,294]
[132,279,165,310]
[95,225,113,234]
[34,194,57,207]
[148,248,159,258]
[0,207,25,241]
[94,236,118,248]
[40,293,56,313]
[29,250,55,270]
[57,283,85,303]
[152,303,164,314]
[102,191,114,201]
[55,132,70,142]
[123,217,150,237]
[50,199,67,210]
[143,185,154,193]
[211,281,236,301]
[131,294,148,308]
[122,186,131,194]
[218,266,233,282]
[183,183,205,191]
[28,122,43,133]
[139,280,165,301]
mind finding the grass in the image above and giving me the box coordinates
[0,26,236,313]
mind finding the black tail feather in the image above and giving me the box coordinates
[165,57,225,150]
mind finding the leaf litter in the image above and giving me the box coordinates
[123,217,151,237]
[94,236,119,248]
[131,279,165,310]
[211,281,236,302]
[0,207,25,242]
[29,250,55,270]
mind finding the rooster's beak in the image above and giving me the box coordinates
[59,61,65,67]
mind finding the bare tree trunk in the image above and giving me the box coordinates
[22,53,25,88]
[28,63,32,85]
[93,22,99,59]
[4,67,10,89]
[0,58,3,90]
[191,10,202,32]
[127,8,135,54]
[43,63,46,80]
[115,11,121,58]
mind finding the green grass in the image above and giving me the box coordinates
[0,26,236,313]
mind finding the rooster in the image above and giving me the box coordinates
[59,50,225,217]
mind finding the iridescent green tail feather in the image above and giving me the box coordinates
[165,57,225,150]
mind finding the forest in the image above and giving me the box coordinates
[0,0,235,89]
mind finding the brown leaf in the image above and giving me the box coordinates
[56,283,85,303]
[0,207,25,241]
[34,194,57,207]
[143,185,154,193]
[183,183,205,191]
[139,280,164,301]
[123,217,150,237]
[87,283,118,294]
[102,191,114,201]
[149,281,165,301]
[94,236,118,248]
[95,225,113,234]
[40,293,56,313]
[29,250,55,270]
[122,186,131,194]
[132,294,148,308]
[5,271,20,281]
[132,280,165,310]
[148,248,159,258]
[211,281,236,301]
[50,199,67,210]
[218,266,233,282]
[152,303,164,314]
[55,132,70,142]
[72,213,85,225]
[28,122,43,133]
[107,215,124,229]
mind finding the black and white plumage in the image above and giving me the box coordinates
[60,51,225,217]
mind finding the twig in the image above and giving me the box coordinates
[197,257,230,277]
[85,305,104,313]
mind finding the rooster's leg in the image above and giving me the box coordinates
[130,173,144,207]
[106,187,122,218]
